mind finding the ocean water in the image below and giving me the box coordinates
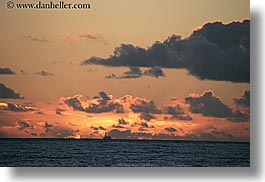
[0,139,250,167]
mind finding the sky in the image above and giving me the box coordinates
[0,0,250,141]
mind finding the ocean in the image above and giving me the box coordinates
[0,139,250,167]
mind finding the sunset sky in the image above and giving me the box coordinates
[0,0,250,141]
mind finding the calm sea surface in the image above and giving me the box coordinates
[0,139,250,167]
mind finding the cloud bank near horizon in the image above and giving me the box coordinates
[59,90,250,123]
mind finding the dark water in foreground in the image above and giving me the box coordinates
[0,139,250,167]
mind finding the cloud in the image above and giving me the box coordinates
[139,112,155,121]
[131,121,155,130]
[0,68,15,75]
[233,90,250,107]
[162,104,192,121]
[19,35,50,43]
[5,103,35,112]
[118,118,129,125]
[83,19,249,83]
[109,129,152,139]
[130,98,161,114]
[98,91,111,101]
[105,66,165,79]
[165,127,177,132]
[64,33,107,45]
[229,90,250,122]
[185,90,233,117]
[108,128,236,141]
[44,121,53,133]
[91,126,106,131]
[143,66,165,78]
[17,121,34,131]
[120,67,142,79]
[62,95,84,111]
[36,70,55,76]
[184,90,250,122]
[139,122,149,128]
[60,92,124,113]
[112,124,125,129]
[164,105,184,115]
[0,83,23,99]
[59,90,249,124]
[171,114,193,121]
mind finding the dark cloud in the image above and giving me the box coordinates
[36,70,55,76]
[0,83,23,99]
[61,92,123,114]
[228,109,249,123]
[59,90,248,123]
[109,129,235,141]
[229,90,250,122]
[19,35,50,43]
[139,112,155,121]
[17,121,34,131]
[91,126,106,130]
[44,121,53,133]
[61,92,124,113]
[139,122,149,128]
[164,105,184,115]
[109,129,152,139]
[105,66,165,79]
[185,90,233,117]
[163,105,192,120]
[40,125,79,138]
[184,90,250,122]
[56,108,64,115]
[83,20,249,83]
[165,127,177,132]
[130,98,161,114]
[98,126,105,130]
[190,20,249,50]
[131,121,155,129]
[118,118,129,125]
[63,95,84,111]
[171,114,193,121]
[6,103,34,112]
[98,91,111,101]
[60,92,161,117]
[112,124,125,129]
[0,68,15,75]
[120,67,142,79]
[233,90,250,107]
[143,66,165,78]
